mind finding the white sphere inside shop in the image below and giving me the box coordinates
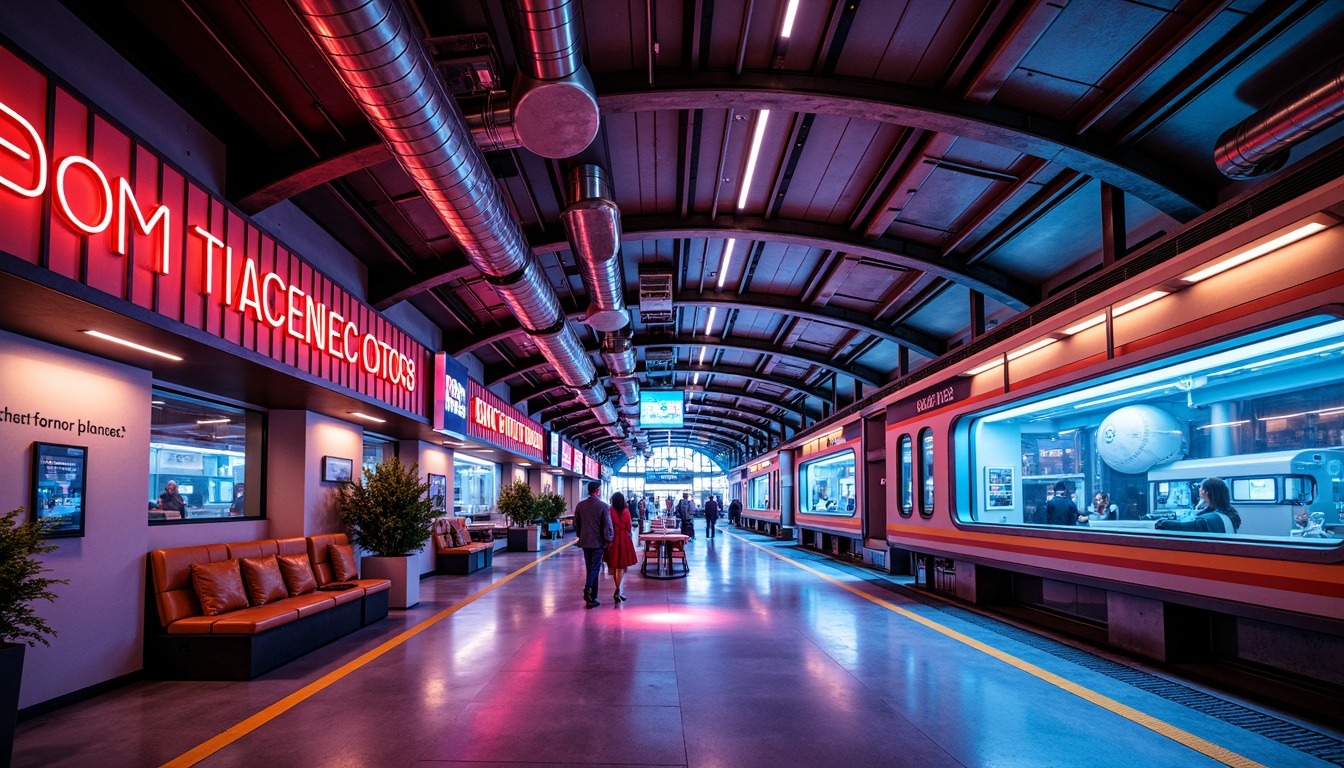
[1096,405,1185,474]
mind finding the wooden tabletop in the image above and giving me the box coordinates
[639,532,689,541]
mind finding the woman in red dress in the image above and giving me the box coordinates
[604,492,638,602]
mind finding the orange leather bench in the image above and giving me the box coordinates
[433,517,493,575]
[145,535,390,680]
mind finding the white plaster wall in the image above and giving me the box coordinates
[0,331,151,708]
[266,411,362,540]
[402,440,450,576]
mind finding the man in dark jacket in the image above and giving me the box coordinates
[676,492,695,539]
[728,498,742,526]
[573,481,614,608]
[1043,481,1079,526]
[702,494,720,538]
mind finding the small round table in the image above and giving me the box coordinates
[638,532,689,579]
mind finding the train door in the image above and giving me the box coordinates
[864,412,887,540]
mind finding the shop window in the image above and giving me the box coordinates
[799,450,857,516]
[899,434,914,517]
[958,315,1344,545]
[362,434,396,477]
[453,453,499,519]
[149,390,261,523]
[749,474,770,509]
[919,429,935,517]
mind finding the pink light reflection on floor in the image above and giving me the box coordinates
[588,604,738,627]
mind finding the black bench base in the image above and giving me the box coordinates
[437,546,492,575]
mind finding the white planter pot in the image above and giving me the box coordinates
[361,555,419,609]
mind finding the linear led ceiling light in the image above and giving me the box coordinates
[1112,290,1169,317]
[716,239,736,289]
[196,418,230,425]
[736,110,771,210]
[350,412,386,423]
[1182,218,1331,284]
[693,371,701,386]
[780,0,801,38]
[82,330,183,361]
[1006,337,1057,361]
[1063,314,1105,336]
[704,306,718,336]
[698,346,707,365]
[965,358,1004,376]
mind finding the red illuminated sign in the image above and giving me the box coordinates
[560,442,573,471]
[0,44,423,410]
[466,381,544,460]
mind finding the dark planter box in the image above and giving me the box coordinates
[0,643,24,768]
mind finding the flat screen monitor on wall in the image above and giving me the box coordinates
[641,390,685,428]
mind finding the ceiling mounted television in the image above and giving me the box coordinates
[641,390,685,428]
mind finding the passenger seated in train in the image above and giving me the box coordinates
[1154,477,1241,534]
[1291,507,1326,538]
[1080,492,1117,525]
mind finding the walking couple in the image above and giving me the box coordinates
[573,481,639,608]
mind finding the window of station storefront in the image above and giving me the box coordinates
[610,447,727,507]
[454,453,498,519]
[149,390,261,523]
[957,316,1344,545]
[799,451,856,516]
[362,434,396,477]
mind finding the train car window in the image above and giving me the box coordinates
[749,474,770,509]
[799,450,857,516]
[899,434,914,517]
[957,315,1344,545]
[919,429,935,517]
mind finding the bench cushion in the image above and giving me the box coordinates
[282,592,337,618]
[211,604,299,634]
[190,560,249,616]
[277,553,318,596]
[240,555,288,606]
[439,542,491,554]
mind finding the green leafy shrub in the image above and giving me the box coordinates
[498,481,539,528]
[536,490,566,524]
[336,457,435,556]
[0,508,66,647]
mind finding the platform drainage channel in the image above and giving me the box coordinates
[751,535,1344,767]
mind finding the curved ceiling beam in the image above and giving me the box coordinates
[543,395,799,431]
[487,333,882,389]
[588,427,751,460]
[559,409,775,442]
[595,71,1208,220]
[460,284,942,360]
[509,361,829,410]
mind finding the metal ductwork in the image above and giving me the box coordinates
[600,327,636,376]
[290,0,611,434]
[1215,58,1344,179]
[460,90,519,152]
[564,165,627,331]
[506,0,599,158]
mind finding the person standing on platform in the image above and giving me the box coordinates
[1043,481,1078,526]
[676,492,695,539]
[702,494,720,538]
[604,492,637,602]
[728,498,742,526]
[573,481,613,608]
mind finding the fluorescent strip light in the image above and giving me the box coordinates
[693,372,701,386]
[196,418,230,425]
[350,412,386,423]
[1183,222,1328,283]
[1198,420,1249,430]
[1006,337,1057,361]
[83,330,182,361]
[705,306,718,336]
[965,359,1003,376]
[1064,314,1105,336]
[1261,406,1344,421]
[698,346,707,365]
[780,0,801,38]
[736,110,770,210]
[716,239,736,289]
[1071,382,1173,409]
[1113,290,1168,317]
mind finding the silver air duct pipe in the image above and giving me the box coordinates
[564,165,626,331]
[461,91,519,152]
[506,0,599,159]
[290,0,610,428]
[1215,58,1344,178]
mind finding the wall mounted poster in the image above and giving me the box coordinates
[986,466,1014,510]
[31,442,88,538]
[428,473,447,512]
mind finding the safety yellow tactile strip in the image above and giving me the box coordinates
[162,540,577,768]
[731,532,1263,768]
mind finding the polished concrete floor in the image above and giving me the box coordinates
[15,524,1342,767]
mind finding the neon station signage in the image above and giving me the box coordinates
[0,44,422,408]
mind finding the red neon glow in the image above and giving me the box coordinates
[55,155,112,234]
[115,177,169,274]
[0,99,46,197]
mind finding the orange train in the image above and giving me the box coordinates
[734,164,1344,680]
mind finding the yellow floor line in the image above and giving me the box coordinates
[161,541,576,768]
[731,532,1263,768]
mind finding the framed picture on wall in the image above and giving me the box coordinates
[322,456,354,483]
[985,466,1014,510]
[31,442,88,538]
[428,473,447,512]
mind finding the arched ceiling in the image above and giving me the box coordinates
[65,0,1344,468]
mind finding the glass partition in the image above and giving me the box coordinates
[749,473,770,509]
[149,389,262,523]
[799,450,857,516]
[957,316,1344,545]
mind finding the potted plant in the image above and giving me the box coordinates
[497,481,540,552]
[536,490,566,542]
[336,457,435,608]
[0,508,65,766]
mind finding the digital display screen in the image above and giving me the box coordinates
[1233,477,1276,502]
[640,390,685,428]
